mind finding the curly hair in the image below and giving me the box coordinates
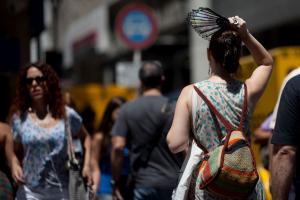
[10,62,65,120]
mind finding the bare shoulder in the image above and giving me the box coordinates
[177,84,195,110]
[180,84,194,99]
[0,122,10,132]
[0,122,11,141]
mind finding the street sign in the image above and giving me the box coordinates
[115,3,158,49]
[116,61,140,87]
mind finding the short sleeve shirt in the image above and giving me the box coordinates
[272,75,300,146]
[269,68,300,129]
[111,96,183,188]
[12,106,82,189]
[271,75,300,196]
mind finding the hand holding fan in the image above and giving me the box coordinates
[187,7,230,40]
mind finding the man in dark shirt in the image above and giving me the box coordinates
[111,61,183,200]
[271,74,300,200]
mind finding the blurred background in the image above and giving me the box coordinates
[1,0,300,198]
[1,0,300,128]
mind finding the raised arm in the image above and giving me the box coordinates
[167,85,193,153]
[230,16,273,105]
[244,33,273,104]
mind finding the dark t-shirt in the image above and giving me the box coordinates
[111,95,183,189]
[271,75,300,197]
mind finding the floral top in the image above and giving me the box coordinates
[189,80,265,200]
[12,107,82,189]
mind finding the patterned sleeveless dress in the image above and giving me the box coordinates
[188,80,265,200]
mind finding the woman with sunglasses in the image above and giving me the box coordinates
[9,62,92,199]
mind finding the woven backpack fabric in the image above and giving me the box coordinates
[193,84,258,199]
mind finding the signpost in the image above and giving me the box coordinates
[115,3,158,87]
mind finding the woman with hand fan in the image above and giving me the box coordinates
[167,7,272,200]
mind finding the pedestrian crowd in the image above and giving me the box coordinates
[0,8,299,200]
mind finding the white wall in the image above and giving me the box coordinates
[61,5,110,67]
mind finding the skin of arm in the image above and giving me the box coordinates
[271,144,296,200]
[111,135,126,200]
[90,132,103,193]
[0,123,11,166]
[234,18,274,105]
[78,125,92,186]
[0,122,24,184]
[268,141,273,190]
[167,85,193,153]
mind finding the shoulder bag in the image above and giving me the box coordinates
[65,117,93,200]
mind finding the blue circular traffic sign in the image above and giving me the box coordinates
[115,3,158,49]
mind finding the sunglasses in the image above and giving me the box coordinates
[25,76,47,85]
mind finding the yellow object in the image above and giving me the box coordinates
[252,143,272,200]
[237,46,300,131]
[238,46,300,200]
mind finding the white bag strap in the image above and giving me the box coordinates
[172,140,203,200]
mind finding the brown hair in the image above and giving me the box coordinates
[209,27,242,73]
[10,62,65,120]
[98,96,126,154]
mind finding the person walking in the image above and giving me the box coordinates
[91,96,129,200]
[267,67,300,200]
[167,16,273,199]
[9,62,92,199]
[111,61,183,200]
[270,70,300,200]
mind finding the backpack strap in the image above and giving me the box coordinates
[238,83,248,131]
[193,83,248,134]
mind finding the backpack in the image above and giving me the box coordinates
[193,84,258,199]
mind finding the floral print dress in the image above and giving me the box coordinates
[12,107,82,200]
[188,80,265,200]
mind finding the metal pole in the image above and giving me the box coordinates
[188,0,211,82]
[133,50,142,69]
[133,50,142,92]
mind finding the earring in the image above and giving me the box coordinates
[208,67,212,76]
